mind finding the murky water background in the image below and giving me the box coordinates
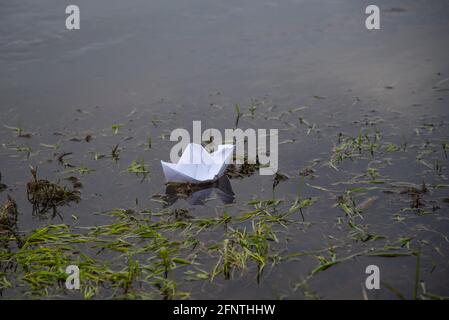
[1,0,449,299]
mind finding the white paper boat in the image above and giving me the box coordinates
[161,143,234,183]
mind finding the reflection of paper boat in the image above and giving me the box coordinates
[163,176,235,206]
[161,143,234,183]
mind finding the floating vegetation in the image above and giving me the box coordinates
[234,104,242,127]
[329,130,383,168]
[65,176,83,189]
[299,167,316,178]
[26,167,81,215]
[127,159,150,178]
[111,124,124,135]
[111,144,121,161]
[2,143,33,159]
[298,117,317,135]
[400,181,428,209]
[56,152,74,166]
[85,134,92,142]
[272,172,288,190]
[244,98,263,119]
[0,195,21,249]
[64,166,94,175]
[4,125,32,138]
[40,143,59,150]
[225,158,261,179]
[0,195,18,230]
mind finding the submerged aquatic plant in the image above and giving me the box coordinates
[0,195,18,229]
[110,144,121,161]
[273,172,288,190]
[225,159,261,179]
[234,104,242,127]
[0,172,7,193]
[26,167,81,215]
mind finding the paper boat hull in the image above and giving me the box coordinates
[161,143,234,183]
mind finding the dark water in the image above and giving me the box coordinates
[1,0,449,299]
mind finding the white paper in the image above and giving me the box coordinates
[161,143,234,183]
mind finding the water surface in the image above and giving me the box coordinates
[1,0,449,299]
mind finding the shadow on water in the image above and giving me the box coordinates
[158,176,235,207]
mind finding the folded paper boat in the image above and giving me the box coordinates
[161,143,234,183]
